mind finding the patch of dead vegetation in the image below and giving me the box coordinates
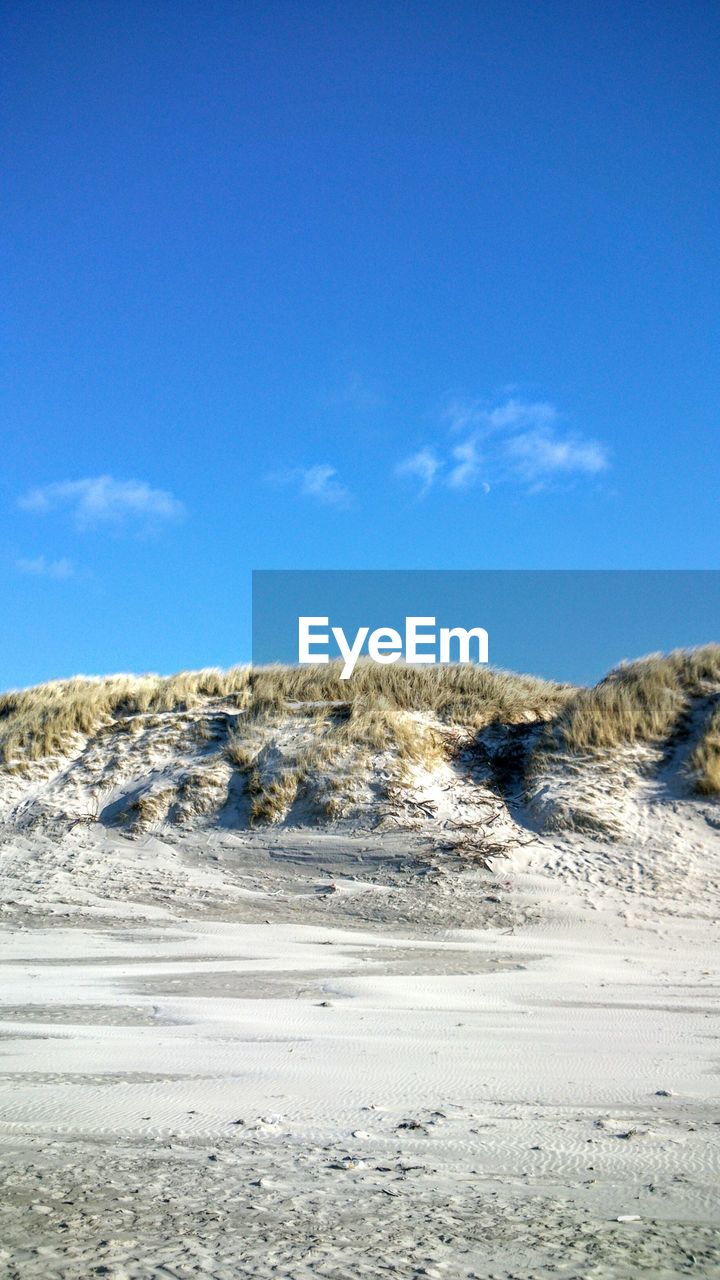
[0,669,251,766]
[551,646,720,753]
[687,697,720,796]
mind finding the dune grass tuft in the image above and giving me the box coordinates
[546,646,720,753]
[0,668,251,766]
[246,660,573,729]
[687,698,720,795]
[250,769,301,824]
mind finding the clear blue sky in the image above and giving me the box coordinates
[2,1,719,687]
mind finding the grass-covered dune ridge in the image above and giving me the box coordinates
[535,644,720,797]
[0,668,253,766]
[0,661,572,768]
[0,645,718,797]
[552,645,720,751]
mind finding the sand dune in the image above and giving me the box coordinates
[1,662,719,1277]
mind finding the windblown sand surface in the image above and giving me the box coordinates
[0,678,719,1277]
[1,823,719,1279]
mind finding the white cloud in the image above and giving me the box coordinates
[444,396,558,436]
[398,397,608,495]
[269,464,351,507]
[16,555,75,580]
[447,440,482,490]
[395,448,442,497]
[18,475,185,530]
[504,429,608,484]
[299,464,350,506]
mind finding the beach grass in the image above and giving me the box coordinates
[2,646,719,796]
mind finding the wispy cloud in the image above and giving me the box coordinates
[505,429,607,485]
[397,397,609,496]
[16,555,75,580]
[269,464,352,508]
[443,397,558,436]
[18,475,185,530]
[394,448,441,497]
[300,465,350,506]
[447,440,484,490]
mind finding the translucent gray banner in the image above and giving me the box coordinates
[252,570,720,685]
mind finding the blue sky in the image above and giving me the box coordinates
[2,1,719,687]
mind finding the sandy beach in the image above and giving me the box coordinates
[1,810,719,1278]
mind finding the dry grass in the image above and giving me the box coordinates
[250,769,301,824]
[0,660,575,828]
[247,660,573,728]
[547,646,720,753]
[225,739,257,772]
[3,651,719,814]
[0,668,251,766]
[687,698,720,795]
[131,787,175,830]
[329,696,445,768]
[0,660,569,769]
[174,766,229,821]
